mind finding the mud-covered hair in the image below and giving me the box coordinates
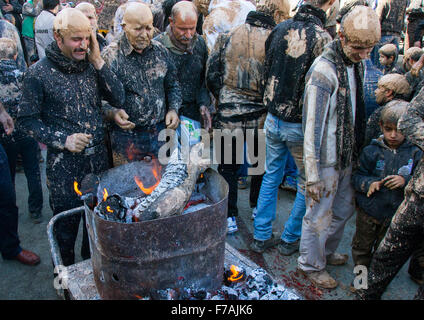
[380,100,409,126]
[0,37,17,60]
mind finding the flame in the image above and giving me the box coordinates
[74,181,82,196]
[103,188,108,202]
[228,265,243,282]
[106,206,113,213]
[134,160,161,195]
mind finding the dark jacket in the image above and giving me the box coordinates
[0,59,25,142]
[206,11,276,126]
[263,4,331,123]
[102,33,182,130]
[376,0,408,36]
[352,137,423,222]
[17,41,125,151]
[155,29,210,122]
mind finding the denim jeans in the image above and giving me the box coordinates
[2,137,43,215]
[253,113,306,242]
[0,143,22,259]
[370,34,401,71]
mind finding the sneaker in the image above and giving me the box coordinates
[279,176,297,193]
[237,177,248,189]
[250,234,279,253]
[251,207,257,220]
[30,212,43,224]
[227,217,238,234]
[297,268,338,289]
[326,253,349,266]
[277,239,300,256]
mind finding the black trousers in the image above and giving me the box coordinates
[2,136,43,215]
[0,143,21,259]
[46,145,109,266]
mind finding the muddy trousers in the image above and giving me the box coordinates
[298,166,355,272]
[361,190,424,300]
[46,146,108,266]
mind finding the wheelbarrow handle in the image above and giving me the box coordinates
[46,206,85,269]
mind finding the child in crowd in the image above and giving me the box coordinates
[378,43,398,74]
[351,103,423,268]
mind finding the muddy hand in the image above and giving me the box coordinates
[166,110,179,130]
[114,109,135,130]
[0,106,14,135]
[65,133,92,153]
[383,175,405,190]
[306,181,324,203]
[88,30,104,70]
[200,105,212,132]
[367,180,383,197]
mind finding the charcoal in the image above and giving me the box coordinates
[193,289,207,300]
[248,290,260,300]
[96,195,128,222]
[221,286,238,300]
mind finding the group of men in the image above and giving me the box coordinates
[1,0,424,300]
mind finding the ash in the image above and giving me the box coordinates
[141,267,302,300]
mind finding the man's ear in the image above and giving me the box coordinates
[168,17,174,26]
[386,89,394,99]
[53,31,62,46]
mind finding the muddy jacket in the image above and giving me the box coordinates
[263,4,332,123]
[206,11,275,125]
[17,41,125,151]
[376,0,408,36]
[0,20,26,71]
[352,137,422,222]
[303,39,366,185]
[0,59,25,142]
[398,85,424,197]
[102,33,181,130]
[155,28,210,122]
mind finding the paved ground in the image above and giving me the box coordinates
[0,150,420,300]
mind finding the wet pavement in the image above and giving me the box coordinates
[0,150,420,300]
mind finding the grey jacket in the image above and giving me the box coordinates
[34,10,55,59]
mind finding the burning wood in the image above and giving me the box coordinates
[78,142,211,223]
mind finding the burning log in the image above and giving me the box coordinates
[135,143,210,220]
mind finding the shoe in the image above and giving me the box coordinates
[250,234,279,253]
[326,253,349,266]
[277,239,300,256]
[227,217,238,234]
[279,176,297,193]
[237,177,248,189]
[251,207,257,220]
[297,268,338,289]
[14,250,41,266]
[30,212,43,224]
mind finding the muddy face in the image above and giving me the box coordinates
[170,12,197,46]
[341,37,374,63]
[381,122,405,149]
[122,3,154,53]
[374,85,391,106]
[77,4,99,32]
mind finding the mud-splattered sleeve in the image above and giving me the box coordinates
[352,146,380,193]
[164,51,182,113]
[17,71,68,150]
[97,64,125,108]
[399,87,424,151]
[206,33,227,99]
[196,46,211,110]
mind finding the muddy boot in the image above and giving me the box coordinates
[297,268,338,289]
[277,239,300,256]
[326,253,349,266]
[250,233,279,253]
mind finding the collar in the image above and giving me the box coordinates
[245,11,276,30]
[120,32,153,57]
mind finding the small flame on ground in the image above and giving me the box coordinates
[228,265,243,282]
[106,206,113,213]
[103,188,108,202]
[74,181,82,196]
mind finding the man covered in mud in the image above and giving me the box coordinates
[249,0,334,253]
[206,0,291,234]
[356,83,424,300]
[298,5,380,289]
[102,2,182,166]
[17,8,132,266]
[155,1,212,131]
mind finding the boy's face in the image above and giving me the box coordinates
[379,53,393,66]
[380,122,405,149]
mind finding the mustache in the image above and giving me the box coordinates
[180,36,193,41]
[74,48,87,53]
